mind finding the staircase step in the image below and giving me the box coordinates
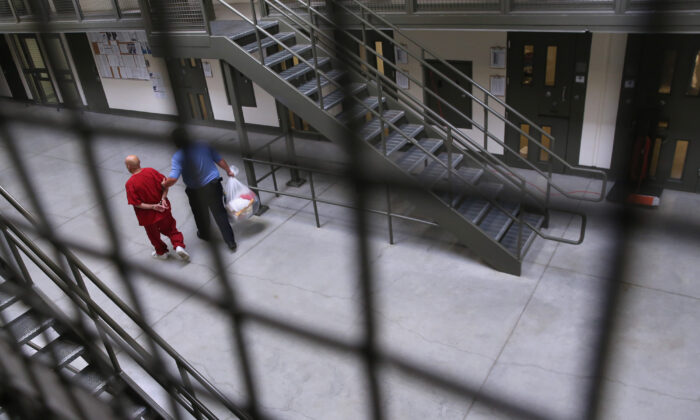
[457,197,490,224]
[242,32,296,53]
[419,153,464,186]
[479,201,520,241]
[501,212,545,257]
[34,337,85,369]
[319,83,366,110]
[3,310,54,345]
[395,138,443,173]
[336,96,385,124]
[75,366,110,394]
[265,44,311,67]
[298,69,345,96]
[358,109,404,141]
[228,20,278,42]
[0,282,18,311]
[477,181,504,200]
[279,57,330,81]
[375,124,424,156]
[456,167,484,186]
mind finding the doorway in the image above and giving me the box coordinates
[41,34,83,108]
[14,34,60,105]
[166,58,213,121]
[505,32,591,172]
[423,59,472,129]
[64,33,109,112]
[0,36,28,100]
[611,34,700,193]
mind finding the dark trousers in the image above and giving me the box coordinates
[185,179,236,246]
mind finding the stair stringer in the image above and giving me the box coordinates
[172,35,522,275]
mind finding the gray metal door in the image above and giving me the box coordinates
[614,34,700,193]
[505,32,591,173]
[167,58,214,121]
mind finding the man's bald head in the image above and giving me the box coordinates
[125,155,141,173]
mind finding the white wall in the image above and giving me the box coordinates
[396,30,508,154]
[203,58,280,127]
[101,55,178,115]
[579,33,627,169]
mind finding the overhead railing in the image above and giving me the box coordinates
[0,0,142,21]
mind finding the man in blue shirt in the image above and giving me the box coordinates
[162,137,238,251]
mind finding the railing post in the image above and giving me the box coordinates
[500,0,511,14]
[310,26,324,111]
[66,261,122,374]
[222,62,269,215]
[0,227,31,285]
[69,0,83,21]
[405,0,415,14]
[308,172,321,228]
[446,125,453,204]
[276,101,306,187]
[249,0,265,65]
[516,179,525,260]
[483,95,489,150]
[544,134,553,228]
[8,0,18,22]
[177,362,204,419]
[360,10,369,79]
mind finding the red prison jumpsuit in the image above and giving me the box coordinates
[126,167,185,255]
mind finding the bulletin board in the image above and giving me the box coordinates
[87,32,152,81]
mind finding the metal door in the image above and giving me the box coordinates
[617,34,700,193]
[167,58,214,121]
[505,32,591,172]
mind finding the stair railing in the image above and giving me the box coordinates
[216,0,588,255]
[0,185,252,420]
[260,0,591,250]
[324,0,607,203]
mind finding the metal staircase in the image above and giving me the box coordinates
[152,0,607,275]
[0,186,252,420]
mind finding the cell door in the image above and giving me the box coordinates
[167,58,214,121]
[505,33,591,172]
[619,35,700,193]
[15,34,60,105]
[423,60,472,129]
[42,34,83,108]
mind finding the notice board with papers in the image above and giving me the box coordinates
[87,32,152,81]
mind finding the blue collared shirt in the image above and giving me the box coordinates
[169,143,223,189]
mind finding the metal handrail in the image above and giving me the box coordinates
[259,0,591,248]
[218,0,589,253]
[0,185,251,420]
[320,0,608,203]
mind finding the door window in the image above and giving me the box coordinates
[544,46,557,87]
[670,140,689,180]
[519,124,530,159]
[649,137,662,178]
[686,49,700,96]
[522,45,534,86]
[539,126,552,161]
[658,50,677,94]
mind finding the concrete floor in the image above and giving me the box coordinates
[0,102,699,420]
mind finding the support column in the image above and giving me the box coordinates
[222,62,269,215]
[276,101,306,187]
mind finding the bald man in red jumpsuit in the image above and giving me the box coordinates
[125,155,190,261]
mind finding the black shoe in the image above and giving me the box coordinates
[227,242,237,252]
[196,231,211,241]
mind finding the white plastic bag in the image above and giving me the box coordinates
[223,177,259,222]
